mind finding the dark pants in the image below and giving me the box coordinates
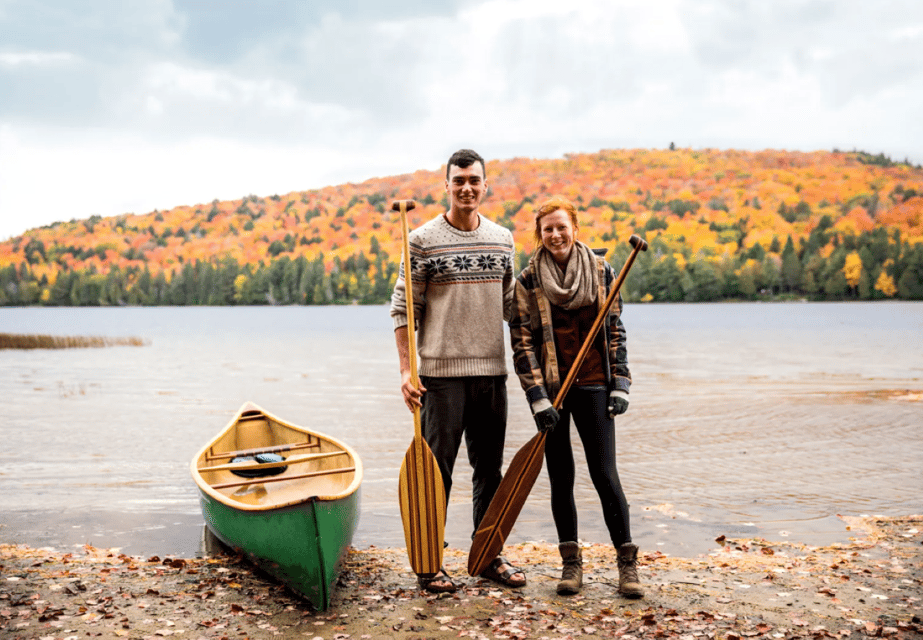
[419,375,507,533]
[544,385,631,547]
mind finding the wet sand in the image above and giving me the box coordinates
[2,515,920,639]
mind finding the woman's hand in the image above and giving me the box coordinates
[531,398,560,433]
[608,390,629,417]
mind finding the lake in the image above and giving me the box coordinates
[1,302,921,559]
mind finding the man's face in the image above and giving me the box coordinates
[445,162,487,215]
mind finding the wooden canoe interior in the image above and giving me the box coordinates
[195,409,357,508]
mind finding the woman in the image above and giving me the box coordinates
[508,195,643,598]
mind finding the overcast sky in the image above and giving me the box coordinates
[1,0,921,240]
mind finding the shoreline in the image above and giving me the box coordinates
[2,515,920,639]
[0,502,871,563]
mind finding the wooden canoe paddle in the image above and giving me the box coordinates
[467,233,648,577]
[394,199,446,578]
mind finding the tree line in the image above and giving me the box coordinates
[613,225,923,303]
[2,222,921,306]
[1,252,397,307]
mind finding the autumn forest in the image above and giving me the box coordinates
[2,148,922,306]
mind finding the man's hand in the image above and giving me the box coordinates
[395,325,425,412]
[400,370,426,412]
[608,390,629,417]
[530,398,559,433]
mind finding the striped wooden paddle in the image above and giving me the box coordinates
[394,199,446,577]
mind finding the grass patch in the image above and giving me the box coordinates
[0,333,150,349]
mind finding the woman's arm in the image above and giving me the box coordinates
[508,270,551,406]
[604,262,631,393]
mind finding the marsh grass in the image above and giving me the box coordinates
[0,333,149,349]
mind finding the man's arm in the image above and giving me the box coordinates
[502,234,516,322]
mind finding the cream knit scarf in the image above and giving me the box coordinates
[533,241,598,310]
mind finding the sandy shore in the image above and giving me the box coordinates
[2,515,920,640]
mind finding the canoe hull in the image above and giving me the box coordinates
[191,402,362,611]
[198,487,359,610]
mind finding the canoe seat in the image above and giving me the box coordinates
[231,483,269,505]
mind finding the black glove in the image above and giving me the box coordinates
[608,390,629,417]
[532,403,559,433]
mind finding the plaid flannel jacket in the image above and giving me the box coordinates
[508,253,631,407]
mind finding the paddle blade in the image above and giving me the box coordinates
[398,435,446,576]
[467,432,546,577]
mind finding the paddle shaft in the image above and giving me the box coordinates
[551,234,648,409]
[398,200,423,438]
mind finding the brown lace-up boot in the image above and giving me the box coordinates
[557,542,583,595]
[616,542,644,598]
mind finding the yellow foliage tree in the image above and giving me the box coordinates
[842,252,863,288]
[233,274,248,302]
[875,271,897,297]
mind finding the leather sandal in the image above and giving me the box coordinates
[417,567,457,593]
[480,556,526,588]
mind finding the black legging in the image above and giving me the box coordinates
[544,385,632,547]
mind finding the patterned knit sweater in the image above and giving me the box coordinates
[390,214,515,378]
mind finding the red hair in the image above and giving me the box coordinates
[533,195,579,246]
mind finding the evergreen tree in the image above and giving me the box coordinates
[896,246,923,299]
[49,271,75,306]
[781,236,801,292]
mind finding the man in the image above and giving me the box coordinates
[390,148,525,593]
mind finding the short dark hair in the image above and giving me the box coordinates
[446,149,486,180]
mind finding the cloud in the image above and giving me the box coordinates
[0,51,78,66]
[1,0,922,240]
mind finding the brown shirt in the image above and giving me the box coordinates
[551,303,606,387]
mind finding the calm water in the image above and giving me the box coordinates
[1,303,921,559]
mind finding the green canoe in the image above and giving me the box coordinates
[191,402,362,611]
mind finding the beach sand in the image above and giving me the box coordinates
[2,515,920,640]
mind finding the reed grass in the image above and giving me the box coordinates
[0,333,150,349]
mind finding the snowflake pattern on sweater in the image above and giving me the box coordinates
[407,239,512,286]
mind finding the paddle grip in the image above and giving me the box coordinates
[629,234,648,252]
[391,199,416,212]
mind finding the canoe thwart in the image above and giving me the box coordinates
[199,450,349,473]
[211,466,357,490]
[206,441,320,461]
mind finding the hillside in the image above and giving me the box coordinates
[2,148,922,305]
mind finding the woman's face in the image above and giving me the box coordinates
[540,209,577,267]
